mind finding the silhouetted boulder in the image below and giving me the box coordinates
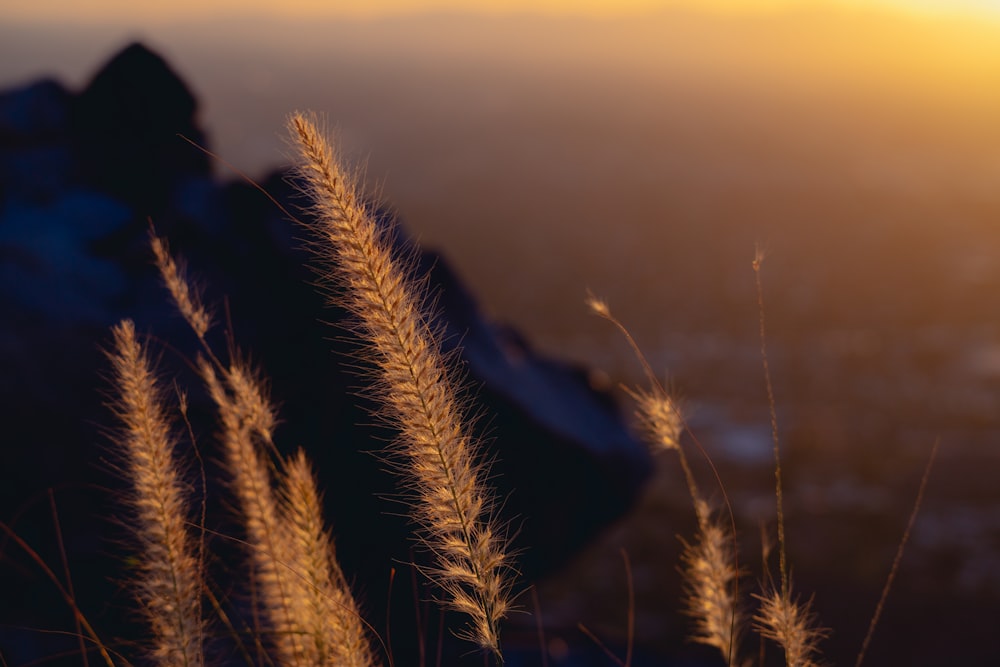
[71,42,210,212]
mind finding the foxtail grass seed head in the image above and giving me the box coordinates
[108,320,205,667]
[753,585,827,667]
[151,230,376,664]
[280,449,378,667]
[149,232,212,340]
[288,111,511,656]
[197,356,303,664]
[584,293,611,319]
[633,387,682,452]
[681,520,742,667]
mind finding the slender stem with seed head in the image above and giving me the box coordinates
[589,296,743,666]
[149,231,212,341]
[679,522,742,667]
[753,249,788,593]
[753,586,827,667]
[288,111,510,656]
[198,358,301,665]
[752,250,831,667]
[151,229,378,665]
[108,320,205,667]
[280,449,378,667]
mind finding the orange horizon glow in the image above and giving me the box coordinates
[3,0,1000,23]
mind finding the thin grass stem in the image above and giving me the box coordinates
[855,438,939,667]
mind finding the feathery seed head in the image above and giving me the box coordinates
[287,111,512,656]
[680,518,742,666]
[585,292,611,319]
[279,449,378,667]
[198,354,302,663]
[753,585,827,667]
[149,232,212,340]
[634,387,683,452]
[108,320,205,667]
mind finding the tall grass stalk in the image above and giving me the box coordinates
[107,319,205,667]
[751,251,827,665]
[279,449,378,667]
[587,296,743,666]
[855,438,939,667]
[150,230,377,665]
[288,112,511,656]
[679,523,743,667]
[753,249,788,591]
[197,358,301,663]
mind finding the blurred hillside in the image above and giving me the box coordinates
[3,9,999,361]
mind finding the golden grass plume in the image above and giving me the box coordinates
[148,229,377,666]
[287,111,512,655]
[107,319,206,667]
[278,449,378,667]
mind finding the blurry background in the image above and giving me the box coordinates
[3,0,1000,664]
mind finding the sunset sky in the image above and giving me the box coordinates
[3,0,1000,21]
[3,0,999,355]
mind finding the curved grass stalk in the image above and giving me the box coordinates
[108,320,205,667]
[288,112,511,657]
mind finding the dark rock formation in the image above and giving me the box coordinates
[0,78,72,201]
[71,42,211,212]
[0,42,651,666]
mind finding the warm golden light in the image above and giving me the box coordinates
[4,0,1000,22]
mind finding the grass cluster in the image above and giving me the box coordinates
[4,113,933,667]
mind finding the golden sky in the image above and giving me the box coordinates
[4,0,1000,22]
